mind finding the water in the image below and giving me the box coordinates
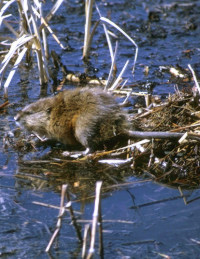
[1,0,200,258]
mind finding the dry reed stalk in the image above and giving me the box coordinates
[96,4,117,89]
[105,41,118,89]
[130,194,191,209]
[0,0,64,96]
[100,17,138,77]
[83,0,94,59]
[188,64,200,95]
[78,219,136,224]
[40,0,64,29]
[0,0,16,25]
[66,188,83,243]
[45,184,68,253]
[4,47,28,92]
[112,89,148,96]
[82,224,91,259]
[178,186,188,205]
[87,181,103,259]
[109,60,130,90]
[98,191,104,259]
[0,100,9,109]
[90,12,139,90]
[96,5,114,61]
[32,201,82,215]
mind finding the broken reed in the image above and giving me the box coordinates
[83,3,138,90]
[45,182,104,258]
[0,0,64,97]
[1,0,138,98]
[45,184,82,253]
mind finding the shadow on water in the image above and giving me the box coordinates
[1,0,200,258]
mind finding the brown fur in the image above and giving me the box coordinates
[15,87,130,151]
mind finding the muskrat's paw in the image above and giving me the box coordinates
[62,148,91,158]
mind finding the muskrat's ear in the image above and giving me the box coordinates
[46,107,52,114]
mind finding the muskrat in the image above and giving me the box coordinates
[14,87,191,153]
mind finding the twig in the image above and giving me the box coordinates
[98,190,104,259]
[0,101,9,109]
[109,59,129,90]
[188,64,200,95]
[178,186,187,205]
[32,5,66,50]
[112,89,148,96]
[4,47,27,96]
[0,0,64,93]
[87,181,103,259]
[0,0,16,26]
[82,224,91,259]
[66,189,83,243]
[105,40,118,90]
[83,0,94,59]
[96,4,116,89]
[78,219,135,224]
[96,4,114,62]
[130,194,190,209]
[41,0,64,28]
[45,184,68,252]
[32,201,82,215]
[84,20,100,61]
[148,139,155,168]
[0,35,34,74]
[2,19,19,37]
[100,17,138,77]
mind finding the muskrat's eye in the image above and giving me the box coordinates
[46,107,52,114]
[24,111,32,115]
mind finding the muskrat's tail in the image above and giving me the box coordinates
[127,130,200,141]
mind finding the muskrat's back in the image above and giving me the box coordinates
[15,87,130,151]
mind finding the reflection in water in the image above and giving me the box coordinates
[16,149,133,199]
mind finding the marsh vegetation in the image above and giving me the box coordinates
[1,0,200,258]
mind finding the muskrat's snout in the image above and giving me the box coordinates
[14,110,25,122]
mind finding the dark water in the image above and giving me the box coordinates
[1,0,200,258]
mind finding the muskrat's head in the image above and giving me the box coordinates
[14,96,55,138]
